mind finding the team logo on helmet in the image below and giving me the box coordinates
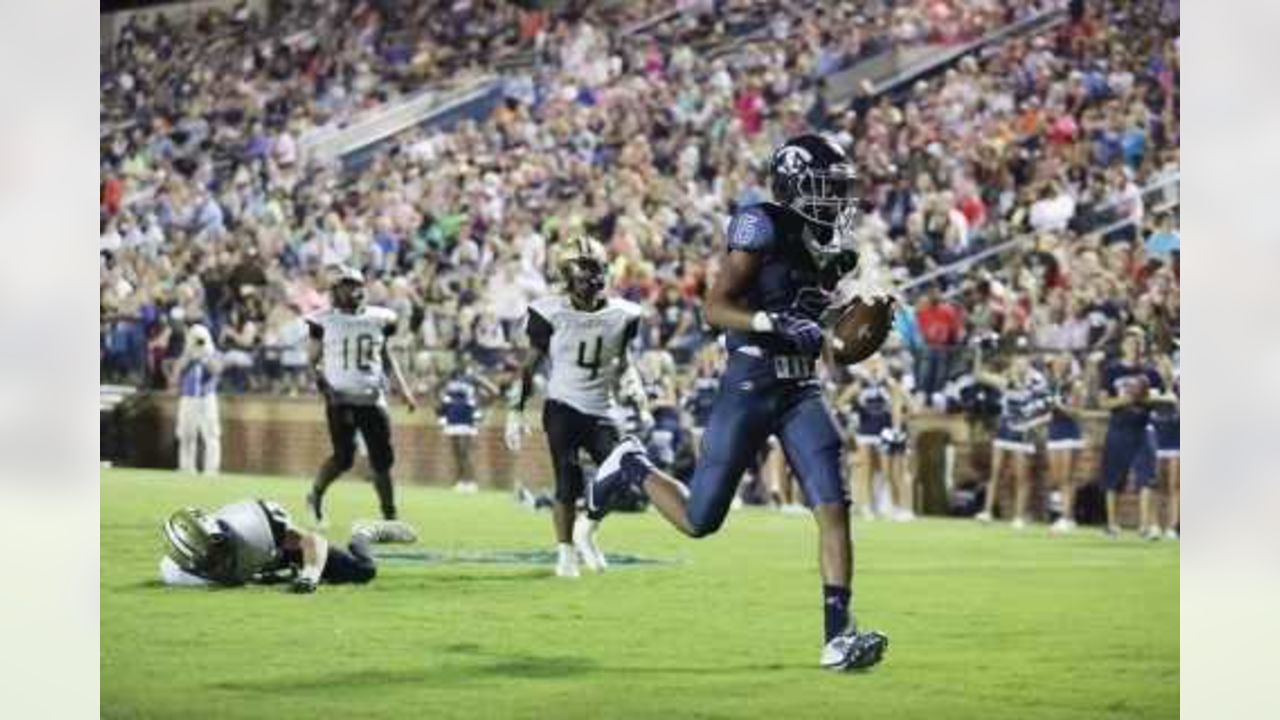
[774,145,813,176]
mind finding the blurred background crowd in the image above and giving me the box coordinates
[99,0,1179,425]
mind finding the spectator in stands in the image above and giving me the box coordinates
[914,285,965,400]
[1143,212,1180,262]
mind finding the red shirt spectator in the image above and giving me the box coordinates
[916,293,965,347]
[958,194,987,228]
[734,86,765,136]
[102,175,124,216]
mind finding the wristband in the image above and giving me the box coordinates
[751,311,775,333]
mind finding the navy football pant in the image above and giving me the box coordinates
[687,377,847,537]
[320,541,377,584]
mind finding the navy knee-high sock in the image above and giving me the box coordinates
[823,585,852,643]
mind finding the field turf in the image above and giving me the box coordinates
[102,468,1178,719]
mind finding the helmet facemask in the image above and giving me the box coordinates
[786,162,859,228]
[163,508,233,578]
[563,258,607,309]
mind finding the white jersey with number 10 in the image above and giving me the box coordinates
[308,306,396,403]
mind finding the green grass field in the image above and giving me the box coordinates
[102,468,1178,719]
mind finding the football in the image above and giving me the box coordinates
[828,298,894,365]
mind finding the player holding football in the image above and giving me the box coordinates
[504,237,647,578]
[159,498,377,592]
[304,266,417,533]
[588,134,890,671]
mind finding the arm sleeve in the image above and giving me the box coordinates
[726,205,776,253]
[622,317,641,346]
[527,309,553,353]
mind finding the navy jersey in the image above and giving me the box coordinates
[1150,372,1179,443]
[723,202,853,356]
[439,374,481,426]
[1103,361,1165,433]
[999,371,1052,431]
[852,380,893,436]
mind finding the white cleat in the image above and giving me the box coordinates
[1164,528,1179,541]
[352,519,419,544]
[974,510,993,524]
[453,481,479,494]
[555,545,580,579]
[1049,517,1075,535]
[821,628,890,671]
[1142,525,1163,542]
[893,508,916,523]
[1011,517,1026,531]
[573,519,608,573]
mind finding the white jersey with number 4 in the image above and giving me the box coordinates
[308,306,397,404]
[528,295,643,418]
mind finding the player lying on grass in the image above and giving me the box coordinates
[588,134,890,671]
[159,499,376,593]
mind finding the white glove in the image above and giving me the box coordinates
[504,411,526,452]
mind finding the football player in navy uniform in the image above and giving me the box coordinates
[1094,328,1168,539]
[973,344,1052,529]
[1044,354,1087,534]
[435,353,500,494]
[304,266,418,538]
[159,499,377,592]
[1151,352,1179,539]
[505,237,647,578]
[588,135,889,671]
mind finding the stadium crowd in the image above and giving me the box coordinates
[100,0,1178,437]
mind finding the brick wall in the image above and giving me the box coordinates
[121,395,1171,526]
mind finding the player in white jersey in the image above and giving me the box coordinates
[304,266,417,530]
[504,237,647,578]
[159,498,377,592]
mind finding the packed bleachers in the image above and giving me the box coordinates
[100,0,1177,418]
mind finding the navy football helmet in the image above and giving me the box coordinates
[769,134,858,229]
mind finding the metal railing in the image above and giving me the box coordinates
[901,172,1181,295]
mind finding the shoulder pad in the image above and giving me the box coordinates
[726,203,777,252]
[365,306,397,326]
[529,295,566,320]
[607,297,646,319]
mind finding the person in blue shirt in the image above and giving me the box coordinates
[434,353,499,494]
[682,343,724,460]
[973,343,1052,529]
[588,135,889,671]
[1151,352,1180,540]
[1093,329,1172,539]
[1044,354,1088,534]
[175,323,222,475]
[1144,213,1180,261]
[836,355,909,521]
